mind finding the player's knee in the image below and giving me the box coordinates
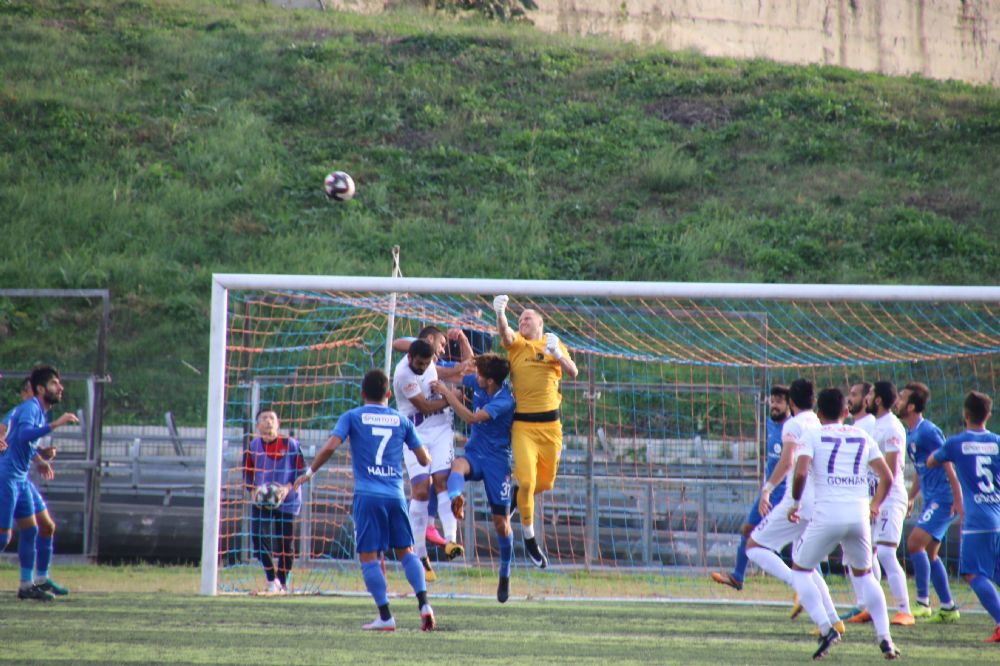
[37,516,56,538]
[492,515,511,537]
[740,523,754,538]
[0,530,9,550]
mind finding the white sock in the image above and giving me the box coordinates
[791,570,831,634]
[859,572,892,642]
[849,573,868,609]
[871,550,881,581]
[523,522,535,540]
[409,499,429,558]
[746,547,793,585]
[436,490,458,542]
[812,570,840,626]
[877,544,910,613]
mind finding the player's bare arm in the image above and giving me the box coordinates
[413,445,431,467]
[943,461,964,521]
[408,392,449,416]
[543,332,579,379]
[51,412,80,429]
[907,473,921,517]
[869,456,894,522]
[293,435,342,490]
[759,434,797,515]
[787,453,811,523]
[448,327,474,362]
[431,380,490,425]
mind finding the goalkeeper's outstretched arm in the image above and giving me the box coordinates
[493,295,515,346]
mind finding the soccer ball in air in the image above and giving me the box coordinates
[254,483,283,509]
[323,170,355,201]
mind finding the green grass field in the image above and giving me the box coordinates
[0,564,995,664]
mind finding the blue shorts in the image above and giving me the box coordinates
[745,485,786,527]
[915,500,956,542]
[959,532,1000,582]
[0,478,40,529]
[352,494,413,555]
[463,448,512,515]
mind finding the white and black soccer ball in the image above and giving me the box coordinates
[254,482,283,509]
[323,170,355,201]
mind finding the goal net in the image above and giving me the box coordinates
[201,275,1000,607]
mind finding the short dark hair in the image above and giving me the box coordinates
[30,365,59,394]
[408,338,434,360]
[903,382,930,413]
[475,354,509,386]
[965,390,992,425]
[255,407,278,421]
[18,376,31,393]
[770,384,790,400]
[417,326,444,341]
[788,378,815,410]
[361,369,390,401]
[854,381,873,397]
[872,381,897,411]
[816,387,845,421]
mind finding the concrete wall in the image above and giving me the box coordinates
[273,0,1000,87]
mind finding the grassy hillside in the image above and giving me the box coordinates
[2,0,999,422]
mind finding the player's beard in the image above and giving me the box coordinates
[409,363,426,376]
[769,407,788,422]
[865,400,877,416]
[43,387,61,405]
[847,401,862,417]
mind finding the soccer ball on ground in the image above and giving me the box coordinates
[253,482,283,509]
[323,170,355,201]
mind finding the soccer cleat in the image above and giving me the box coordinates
[790,594,804,620]
[879,639,901,660]
[362,617,396,631]
[425,525,447,547]
[444,541,465,561]
[420,556,437,583]
[710,571,743,591]
[524,537,548,569]
[928,607,960,623]
[451,495,465,521]
[17,584,54,602]
[812,627,841,660]
[497,576,510,604]
[839,606,864,621]
[984,625,1000,643]
[910,602,932,618]
[890,611,915,626]
[420,604,436,632]
[811,621,846,637]
[35,578,69,596]
[267,580,281,594]
[847,608,872,624]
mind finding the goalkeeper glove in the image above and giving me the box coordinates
[493,294,509,315]
[544,332,563,360]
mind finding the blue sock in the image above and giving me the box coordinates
[361,561,388,607]
[19,525,38,583]
[911,550,930,600]
[969,574,1000,623]
[930,557,953,606]
[427,490,438,518]
[732,534,749,582]
[499,532,513,578]
[401,552,426,595]
[447,471,465,500]
[35,535,53,580]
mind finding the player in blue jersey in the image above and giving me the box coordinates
[0,366,79,601]
[896,382,963,622]
[928,390,1000,644]
[293,369,435,631]
[711,384,791,591]
[432,353,516,603]
[243,408,305,594]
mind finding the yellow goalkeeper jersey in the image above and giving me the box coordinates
[502,332,567,413]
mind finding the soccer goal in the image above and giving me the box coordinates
[201,275,1000,605]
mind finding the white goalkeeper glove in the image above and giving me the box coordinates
[544,332,563,360]
[493,294,509,316]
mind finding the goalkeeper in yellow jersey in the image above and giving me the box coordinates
[493,295,578,567]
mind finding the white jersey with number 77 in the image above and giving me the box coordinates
[796,423,884,521]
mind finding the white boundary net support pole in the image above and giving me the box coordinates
[201,278,229,595]
[383,246,401,376]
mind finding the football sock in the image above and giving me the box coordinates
[790,570,830,633]
[401,552,427,596]
[859,572,892,641]
[35,535,53,581]
[447,471,465,499]
[523,523,535,540]
[362,561,388,607]
[930,557,954,607]
[910,550,930,601]
[437,490,458,542]
[377,604,392,622]
[731,533,749,583]
[968,574,1000,623]
[877,545,910,613]
[872,550,882,580]
[408,499,429,558]
[499,532,513,578]
[850,571,867,608]
[746,547,793,585]
[427,490,438,519]
[811,570,839,626]
[18,524,37,583]
[416,590,428,609]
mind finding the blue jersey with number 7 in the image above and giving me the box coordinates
[331,404,423,500]
[935,429,1000,534]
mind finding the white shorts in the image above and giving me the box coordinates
[404,423,454,478]
[794,519,872,571]
[873,501,906,546]
[750,500,808,552]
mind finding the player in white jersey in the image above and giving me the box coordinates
[746,379,836,624]
[392,338,463,581]
[861,381,915,626]
[840,381,878,621]
[787,387,900,660]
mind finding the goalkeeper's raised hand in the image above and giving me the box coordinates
[544,332,563,360]
[493,294,509,315]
